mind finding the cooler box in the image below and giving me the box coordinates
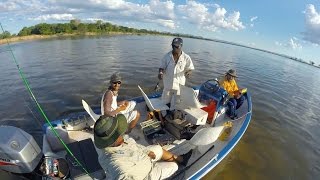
[182,108,208,125]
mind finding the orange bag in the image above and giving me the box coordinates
[201,100,217,124]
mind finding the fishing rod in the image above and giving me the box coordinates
[170,144,216,179]
[0,23,91,177]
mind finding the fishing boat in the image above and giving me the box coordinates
[0,79,252,179]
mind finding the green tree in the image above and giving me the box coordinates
[32,23,54,35]
[0,31,11,39]
[54,23,72,33]
[77,23,87,33]
[87,23,98,32]
[70,19,80,30]
[18,27,31,36]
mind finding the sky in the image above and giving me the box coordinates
[1,0,320,64]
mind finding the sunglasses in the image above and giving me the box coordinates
[112,81,121,85]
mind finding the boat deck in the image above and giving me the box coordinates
[43,92,251,180]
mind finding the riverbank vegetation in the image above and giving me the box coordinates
[1,20,319,68]
[1,20,199,39]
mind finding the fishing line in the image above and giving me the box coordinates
[0,23,91,177]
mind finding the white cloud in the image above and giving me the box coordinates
[288,37,302,49]
[84,18,105,23]
[0,0,44,12]
[2,0,245,32]
[0,1,18,11]
[177,1,245,31]
[250,16,258,22]
[29,14,74,21]
[46,0,176,29]
[249,16,258,27]
[275,41,283,46]
[275,38,302,50]
[302,4,320,45]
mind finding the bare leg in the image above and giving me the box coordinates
[161,148,183,163]
[127,111,140,133]
[161,148,193,166]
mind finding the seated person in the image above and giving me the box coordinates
[219,69,245,119]
[94,115,193,180]
[102,72,140,133]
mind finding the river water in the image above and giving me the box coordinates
[0,35,319,179]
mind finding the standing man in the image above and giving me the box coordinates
[158,37,194,109]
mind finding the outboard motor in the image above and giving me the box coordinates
[0,126,43,174]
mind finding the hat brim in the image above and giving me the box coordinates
[94,114,128,149]
[226,72,238,78]
[110,79,122,83]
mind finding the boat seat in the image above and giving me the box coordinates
[176,85,205,109]
[82,99,100,127]
[176,85,208,125]
[138,85,169,112]
[65,138,106,179]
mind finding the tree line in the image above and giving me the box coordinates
[0,20,196,38]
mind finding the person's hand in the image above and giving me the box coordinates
[148,151,156,160]
[124,101,129,107]
[118,104,127,111]
[185,70,192,78]
[158,72,163,80]
[234,90,241,99]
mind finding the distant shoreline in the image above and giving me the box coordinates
[1,33,319,69]
[0,32,143,45]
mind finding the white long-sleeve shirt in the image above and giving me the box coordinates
[160,51,194,91]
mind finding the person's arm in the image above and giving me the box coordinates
[103,91,126,116]
[158,55,167,79]
[184,55,195,78]
[232,80,241,98]
[159,54,167,71]
[185,55,195,71]
[117,100,128,106]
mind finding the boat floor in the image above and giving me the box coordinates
[47,97,249,179]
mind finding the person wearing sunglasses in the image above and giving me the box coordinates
[101,72,140,133]
[158,37,194,109]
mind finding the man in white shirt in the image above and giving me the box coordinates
[158,38,194,109]
[94,115,192,180]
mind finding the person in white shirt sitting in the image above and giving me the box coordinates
[102,72,140,133]
[94,115,193,180]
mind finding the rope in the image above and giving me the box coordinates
[0,23,91,177]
